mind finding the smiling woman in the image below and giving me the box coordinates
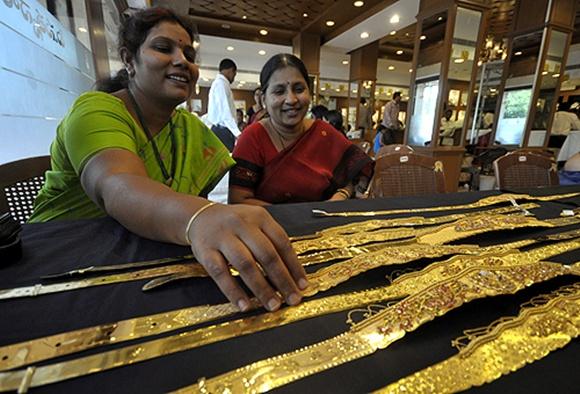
[27,8,308,313]
[229,53,374,205]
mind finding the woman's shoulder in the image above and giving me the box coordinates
[312,120,350,141]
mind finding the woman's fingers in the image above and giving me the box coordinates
[219,236,282,311]
[258,214,308,290]
[237,226,303,306]
[196,249,252,312]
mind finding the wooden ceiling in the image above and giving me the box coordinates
[151,0,580,50]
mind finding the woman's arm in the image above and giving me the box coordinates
[229,185,270,206]
[81,149,307,311]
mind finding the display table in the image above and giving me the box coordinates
[1,187,580,393]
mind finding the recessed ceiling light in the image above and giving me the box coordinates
[515,51,523,56]
[78,27,87,33]
[303,13,308,17]
[409,68,413,73]
[360,31,369,39]
[258,50,266,55]
[390,14,400,24]
[437,16,443,21]
[420,35,427,40]
[453,58,465,63]
[389,30,396,35]
[354,1,364,6]
[321,87,326,91]
[326,20,335,27]
[259,29,268,35]
[541,71,548,75]
[242,15,247,20]
[342,60,349,65]
[388,65,395,70]
[396,50,403,55]
[226,46,234,51]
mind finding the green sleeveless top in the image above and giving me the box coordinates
[29,92,234,222]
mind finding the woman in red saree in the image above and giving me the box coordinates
[229,54,373,205]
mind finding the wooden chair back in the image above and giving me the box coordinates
[369,152,446,198]
[493,150,558,189]
[0,156,51,223]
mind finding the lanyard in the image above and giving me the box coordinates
[127,89,176,185]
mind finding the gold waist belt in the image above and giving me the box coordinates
[177,262,580,393]
[2,236,579,390]
[374,283,580,393]
[4,236,574,372]
[311,191,580,217]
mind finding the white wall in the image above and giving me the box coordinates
[0,0,95,164]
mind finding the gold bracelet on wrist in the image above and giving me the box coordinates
[184,202,217,244]
[336,188,351,199]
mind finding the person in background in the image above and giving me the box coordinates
[324,110,346,136]
[206,58,240,151]
[373,123,387,154]
[246,87,262,124]
[29,7,307,312]
[229,54,373,205]
[382,91,402,143]
[550,102,580,148]
[559,151,580,185]
[311,104,328,120]
[358,97,372,131]
[236,108,247,131]
[439,108,456,145]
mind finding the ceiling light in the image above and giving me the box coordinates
[226,46,234,51]
[390,14,400,24]
[259,29,268,35]
[303,13,308,17]
[553,73,561,78]
[396,50,403,55]
[437,16,443,21]
[388,65,395,70]
[342,60,349,65]
[321,87,326,91]
[389,30,396,35]
[258,50,266,55]
[541,71,548,75]
[78,27,87,33]
[242,15,247,20]
[515,51,523,56]
[360,31,369,39]
[420,35,426,40]
[409,68,413,73]
[326,20,335,27]
[453,58,465,63]
[353,1,364,6]
[240,80,246,84]
[221,24,231,29]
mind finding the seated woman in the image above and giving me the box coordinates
[229,54,373,205]
[559,152,580,185]
[28,8,307,312]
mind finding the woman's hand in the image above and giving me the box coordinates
[188,203,308,312]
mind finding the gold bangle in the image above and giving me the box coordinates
[336,188,351,199]
[184,202,217,244]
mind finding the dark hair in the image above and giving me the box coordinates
[360,97,366,104]
[393,91,401,99]
[96,7,195,93]
[236,108,244,116]
[324,110,344,133]
[259,53,310,93]
[311,105,329,120]
[219,58,237,71]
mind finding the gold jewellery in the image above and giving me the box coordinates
[177,262,580,393]
[374,283,580,393]
[311,191,580,217]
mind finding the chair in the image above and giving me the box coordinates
[493,150,558,190]
[368,151,446,198]
[376,144,415,159]
[0,156,51,223]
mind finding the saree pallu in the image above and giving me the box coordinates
[230,120,373,203]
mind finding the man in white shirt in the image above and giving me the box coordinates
[207,58,240,151]
[550,102,580,148]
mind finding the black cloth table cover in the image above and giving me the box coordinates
[1,186,580,393]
